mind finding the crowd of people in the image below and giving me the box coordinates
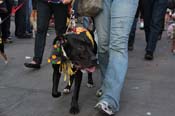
[1,0,174,115]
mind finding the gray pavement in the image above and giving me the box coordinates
[0,21,175,116]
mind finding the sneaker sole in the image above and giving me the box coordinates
[95,103,114,116]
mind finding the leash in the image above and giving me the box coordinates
[0,0,28,24]
[66,9,77,33]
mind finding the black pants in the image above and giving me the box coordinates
[0,0,13,40]
[143,0,167,52]
[32,0,37,10]
[15,0,27,36]
[33,1,68,64]
[0,13,10,39]
[0,24,4,53]
[128,0,144,47]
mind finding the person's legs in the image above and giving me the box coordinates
[145,0,168,53]
[1,0,13,42]
[95,0,138,113]
[139,0,144,19]
[15,0,27,36]
[128,18,138,51]
[52,3,68,36]
[32,1,51,64]
[1,13,10,39]
[95,0,110,83]
[26,0,32,33]
[142,0,154,43]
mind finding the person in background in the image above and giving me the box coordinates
[24,0,72,68]
[128,0,144,51]
[0,0,14,43]
[139,0,144,30]
[26,0,32,34]
[15,0,32,38]
[94,0,138,115]
[143,0,168,60]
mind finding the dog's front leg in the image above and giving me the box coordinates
[69,70,82,114]
[52,64,61,98]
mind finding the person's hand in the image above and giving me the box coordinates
[62,0,72,4]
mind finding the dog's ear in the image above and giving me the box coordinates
[79,32,94,48]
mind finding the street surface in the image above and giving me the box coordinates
[0,21,175,116]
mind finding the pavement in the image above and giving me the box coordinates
[0,21,175,116]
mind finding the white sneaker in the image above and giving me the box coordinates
[95,101,114,115]
[140,21,144,29]
[63,88,70,94]
[96,89,103,97]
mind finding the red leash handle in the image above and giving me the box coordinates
[11,0,28,15]
[11,3,25,15]
[0,0,28,24]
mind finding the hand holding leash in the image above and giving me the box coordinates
[62,0,72,4]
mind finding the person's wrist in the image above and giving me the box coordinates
[62,0,73,4]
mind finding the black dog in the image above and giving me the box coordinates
[50,29,97,114]
[63,30,97,94]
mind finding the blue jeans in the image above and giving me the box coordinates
[83,17,90,29]
[95,0,138,112]
[26,0,32,33]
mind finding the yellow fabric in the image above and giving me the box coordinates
[60,61,75,83]
[85,31,94,47]
[75,27,94,47]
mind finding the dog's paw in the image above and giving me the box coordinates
[86,83,94,88]
[69,106,80,114]
[63,88,71,94]
[52,91,61,98]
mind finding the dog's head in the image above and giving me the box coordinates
[49,27,97,72]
